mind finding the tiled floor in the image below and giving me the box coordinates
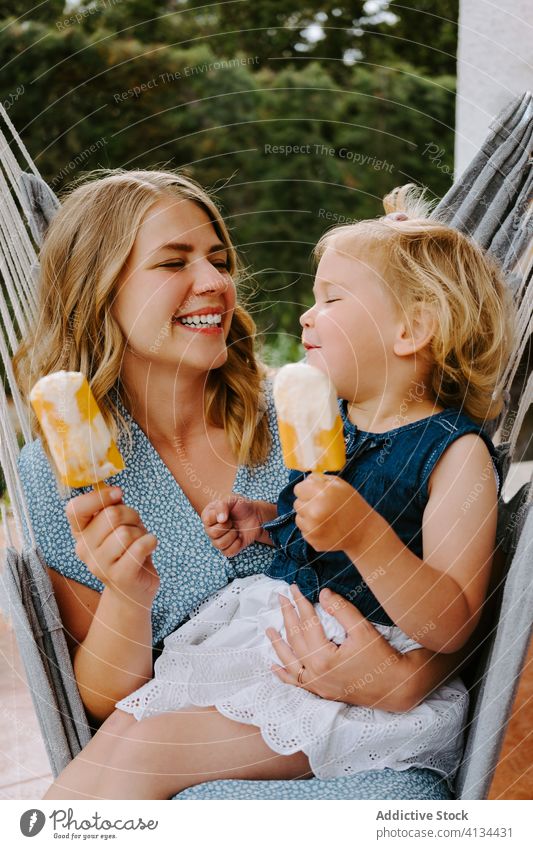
[0,617,52,798]
[488,639,533,800]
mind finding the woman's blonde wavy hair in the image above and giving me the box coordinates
[314,184,515,424]
[13,169,270,466]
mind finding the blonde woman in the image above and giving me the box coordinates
[16,171,475,800]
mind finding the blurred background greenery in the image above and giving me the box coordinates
[0,0,458,362]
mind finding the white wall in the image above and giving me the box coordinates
[455,0,533,176]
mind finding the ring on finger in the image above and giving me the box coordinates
[297,665,306,686]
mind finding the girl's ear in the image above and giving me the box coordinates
[393,304,437,357]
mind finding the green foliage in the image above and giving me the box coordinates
[0,1,457,348]
[2,1,64,25]
[362,2,459,77]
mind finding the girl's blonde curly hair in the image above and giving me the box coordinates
[13,169,270,466]
[314,184,515,424]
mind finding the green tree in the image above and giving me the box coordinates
[1,1,64,24]
[361,1,459,77]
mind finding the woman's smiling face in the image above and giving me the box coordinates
[113,196,236,375]
[300,247,400,402]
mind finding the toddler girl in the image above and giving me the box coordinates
[45,185,513,799]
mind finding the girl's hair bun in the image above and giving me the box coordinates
[385,211,409,221]
[383,183,435,220]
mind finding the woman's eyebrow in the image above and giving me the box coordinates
[207,243,227,254]
[154,241,192,254]
[154,241,227,254]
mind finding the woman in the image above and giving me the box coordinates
[15,169,469,799]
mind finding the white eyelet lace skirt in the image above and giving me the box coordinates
[117,574,468,782]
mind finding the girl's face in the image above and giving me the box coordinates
[300,247,401,402]
[113,196,236,375]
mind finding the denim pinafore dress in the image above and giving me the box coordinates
[264,404,501,624]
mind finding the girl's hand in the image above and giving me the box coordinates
[65,486,160,606]
[201,494,266,557]
[267,585,410,710]
[293,473,371,552]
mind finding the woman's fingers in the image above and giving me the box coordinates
[290,584,334,653]
[267,627,300,673]
[90,505,147,539]
[319,588,370,636]
[278,593,311,659]
[70,503,145,548]
[111,534,160,595]
[65,486,122,533]
[271,663,298,686]
[73,508,148,566]
[95,524,147,564]
[266,586,342,694]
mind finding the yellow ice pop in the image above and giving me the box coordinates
[273,363,346,472]
[30,371,125,487]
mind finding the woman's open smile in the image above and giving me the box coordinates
[171,305,224,335]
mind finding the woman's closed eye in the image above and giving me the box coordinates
[158,259,229,271]
[158,260,185,269]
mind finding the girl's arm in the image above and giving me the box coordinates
[202,496,277,556]
[53,487,160,723]
[294,434,498,654]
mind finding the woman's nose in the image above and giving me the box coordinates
[192,260,229,294]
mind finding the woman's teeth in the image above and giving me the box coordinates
[176,313,222,327]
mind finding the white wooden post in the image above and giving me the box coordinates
[455,0,533,176]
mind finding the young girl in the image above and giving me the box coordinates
[44,185,513,799]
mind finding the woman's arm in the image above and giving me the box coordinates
[268,585,475,712]
[49,572,154,723]
[52,486,160,724]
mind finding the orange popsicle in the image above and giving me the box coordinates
[30,371,125,487]
[273,363,346,472]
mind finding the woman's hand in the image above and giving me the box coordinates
[201,495,274,557]
[293,473,371,552]
[65,486,160,606]
[267,585,419,711]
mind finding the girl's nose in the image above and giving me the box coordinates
[300,305,315,328]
